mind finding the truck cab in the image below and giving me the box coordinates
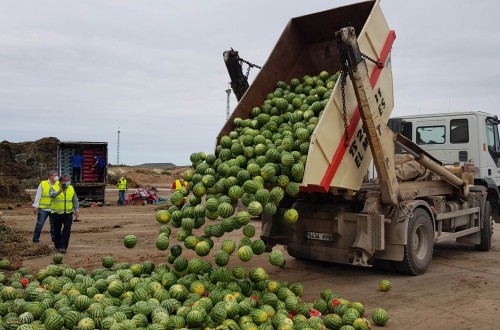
[389,112,500,222]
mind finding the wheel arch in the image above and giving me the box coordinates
[399,199,436,235]
[474,178,500,223]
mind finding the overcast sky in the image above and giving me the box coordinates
[1,1,499,166]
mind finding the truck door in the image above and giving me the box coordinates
[485,116,500,184]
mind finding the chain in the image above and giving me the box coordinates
[337,36,350,147]
[340,70,349,147]
[361,53,383,69]
[239,58,262,78]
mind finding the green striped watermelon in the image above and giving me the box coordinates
[124,234,137,249]
[372,308,389,326]
[238,245,254,262]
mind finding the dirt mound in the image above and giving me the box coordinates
[0,221,52,271]
[0,137,59,201]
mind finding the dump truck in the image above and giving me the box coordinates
[57,141,108,202]
[220,0,493,275]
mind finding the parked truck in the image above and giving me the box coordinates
[220,0,494,275]
[57,141,108,202]
[388,112,500,224]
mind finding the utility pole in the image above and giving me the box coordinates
[226,82,232,121]
[117,127,120,165]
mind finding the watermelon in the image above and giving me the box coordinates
[285,182,300,197]
[283,208,299,223]
[170,191,185,207]
[251,239,266,255]
[124,234,137,249]
[156,210,171,224]
[0,259,11,269]
[156,234,170,251]
[76,317,95,330]
[102,256,115,268]
[238,245,254,262]
[342,312,358,325]
[108,280,125,297]
[44,313,64,330]
[263,202,278,215]
[242,224,256,238]
[249,267,268,282]
[248,201,263,216]
[379,279,391,292]
[218,202,234,218]
[52,253,63,264]
[194,241,211,257]
[186,309,205,327]
[269,250,286,268]
[214,250,230,267]
[352,318,372,330]
[372,308,389,326]
[221,239,237,255]
[159,225,172,236]
[255,188,271,205]
[243,180,262,194]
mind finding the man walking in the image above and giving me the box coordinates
[50,174,79,253]
[117,175,127,205]
[32,170,59,243]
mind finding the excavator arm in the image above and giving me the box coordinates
[223,49,249,101]
[223,49,261,101]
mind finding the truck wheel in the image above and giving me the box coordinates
[475,201,493,251]
[394,208,433,276]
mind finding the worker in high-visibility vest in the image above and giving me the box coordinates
[117,176,127,206]
[171,178,188,207]
[171,178,188,191]
[50,174,79,254]
[32,170,59,244]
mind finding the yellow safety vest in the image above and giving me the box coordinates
[51,186,75,214]
[117,178,127,190]
[39,180,59,209]
[175,179,182,190]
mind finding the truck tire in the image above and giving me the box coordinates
[394,208,433,276]
[475,201,493,251]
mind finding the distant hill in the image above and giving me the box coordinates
[134,163,177,169]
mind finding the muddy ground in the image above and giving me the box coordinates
[1,188,500,329]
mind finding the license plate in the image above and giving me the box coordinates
[307,232,333,241]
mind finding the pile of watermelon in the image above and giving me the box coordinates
[0,254,389,329]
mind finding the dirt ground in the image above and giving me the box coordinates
[1,188,500,329]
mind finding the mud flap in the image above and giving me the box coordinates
[352,213,385,265]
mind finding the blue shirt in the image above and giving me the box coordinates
[95,156,105,168]
[70,155,84,168]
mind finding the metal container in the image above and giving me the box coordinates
[217,0,395,193]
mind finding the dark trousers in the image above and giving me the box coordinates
[33,209,54,242]
[118,190,126,205]
[97,167,105,181]
[72,167,82,182]
[52,213,73,250]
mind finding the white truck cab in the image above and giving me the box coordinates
[389,111,500,222]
